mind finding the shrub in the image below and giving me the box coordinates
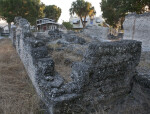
[62,21,73,30]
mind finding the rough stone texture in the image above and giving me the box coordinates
[11,17,150,114]
[12,17,65,111]
[64,34,86,45]
[33,29,62,42]
[53,40,142,114]
[131,74,150,114]
[10,26,16,47]
[123,12,150,51]
[82,25,109,41]
[137,51,150,76]
[46,30,88,57]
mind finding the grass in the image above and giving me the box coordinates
[46,32,91,82]
[47,42,83,82]
[51,50,83,82]
[0,39,41,114]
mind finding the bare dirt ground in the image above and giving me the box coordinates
[0,39,41,114]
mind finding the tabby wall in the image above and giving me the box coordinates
[123,13,150,51]
[83,26,109,41]
[11,17,145,114]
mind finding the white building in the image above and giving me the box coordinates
[3,25,9,33]
[36,18,59,32]
[69,16,104,29]
[0,18,7,27]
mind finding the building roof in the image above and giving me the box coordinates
[70,16,104,22]
[37,18,55,22]
[37,18,59,26]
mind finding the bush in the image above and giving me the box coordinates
[62,21,73,30]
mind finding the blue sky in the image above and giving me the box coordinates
[41,0,102,23]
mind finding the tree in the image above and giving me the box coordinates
[38,2,45,18]
[101,0,149,28]
[101,0,120,28]
[44,5,61,22]
[70,0,96,28]
[62,21,73,30]
[0,0,44,32]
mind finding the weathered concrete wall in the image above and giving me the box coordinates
[11,17,150,114]
[83,25,109,41]
[123,13,150,51]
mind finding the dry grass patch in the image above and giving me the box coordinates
[138,61,150,68]
[51,50,83,82]
[0,39,41,114]
[47,43,63,50]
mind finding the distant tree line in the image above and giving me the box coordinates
[0,0,62,31]
[0,0,97,30]
[2,0,148,31]
[101,0,150,29]
[44,5,61,22]
[62,21,73,30]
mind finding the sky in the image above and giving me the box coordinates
[0,0,102,25]
[41,0,102,23]
[0,19,7,27]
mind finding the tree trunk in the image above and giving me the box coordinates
[120,17,125,30]
[83,16,87,28]
[80,17,84,28]
[80,16,87,28]
[8,22,11,35]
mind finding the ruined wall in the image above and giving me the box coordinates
[123,13,150,113]
[123,13,150,51]
[130,74,150,114]
[59,40,142,114]
[12,17,65,109]
[11,17,150,114]
[83,25,109,41]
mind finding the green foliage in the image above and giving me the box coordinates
[101,0,150,28]
[70,0,96,28]
[0,0,44,25]
[98,24,102,26]
[38,2,45,18]
[44,5,61,22]
[62,21,73,30]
